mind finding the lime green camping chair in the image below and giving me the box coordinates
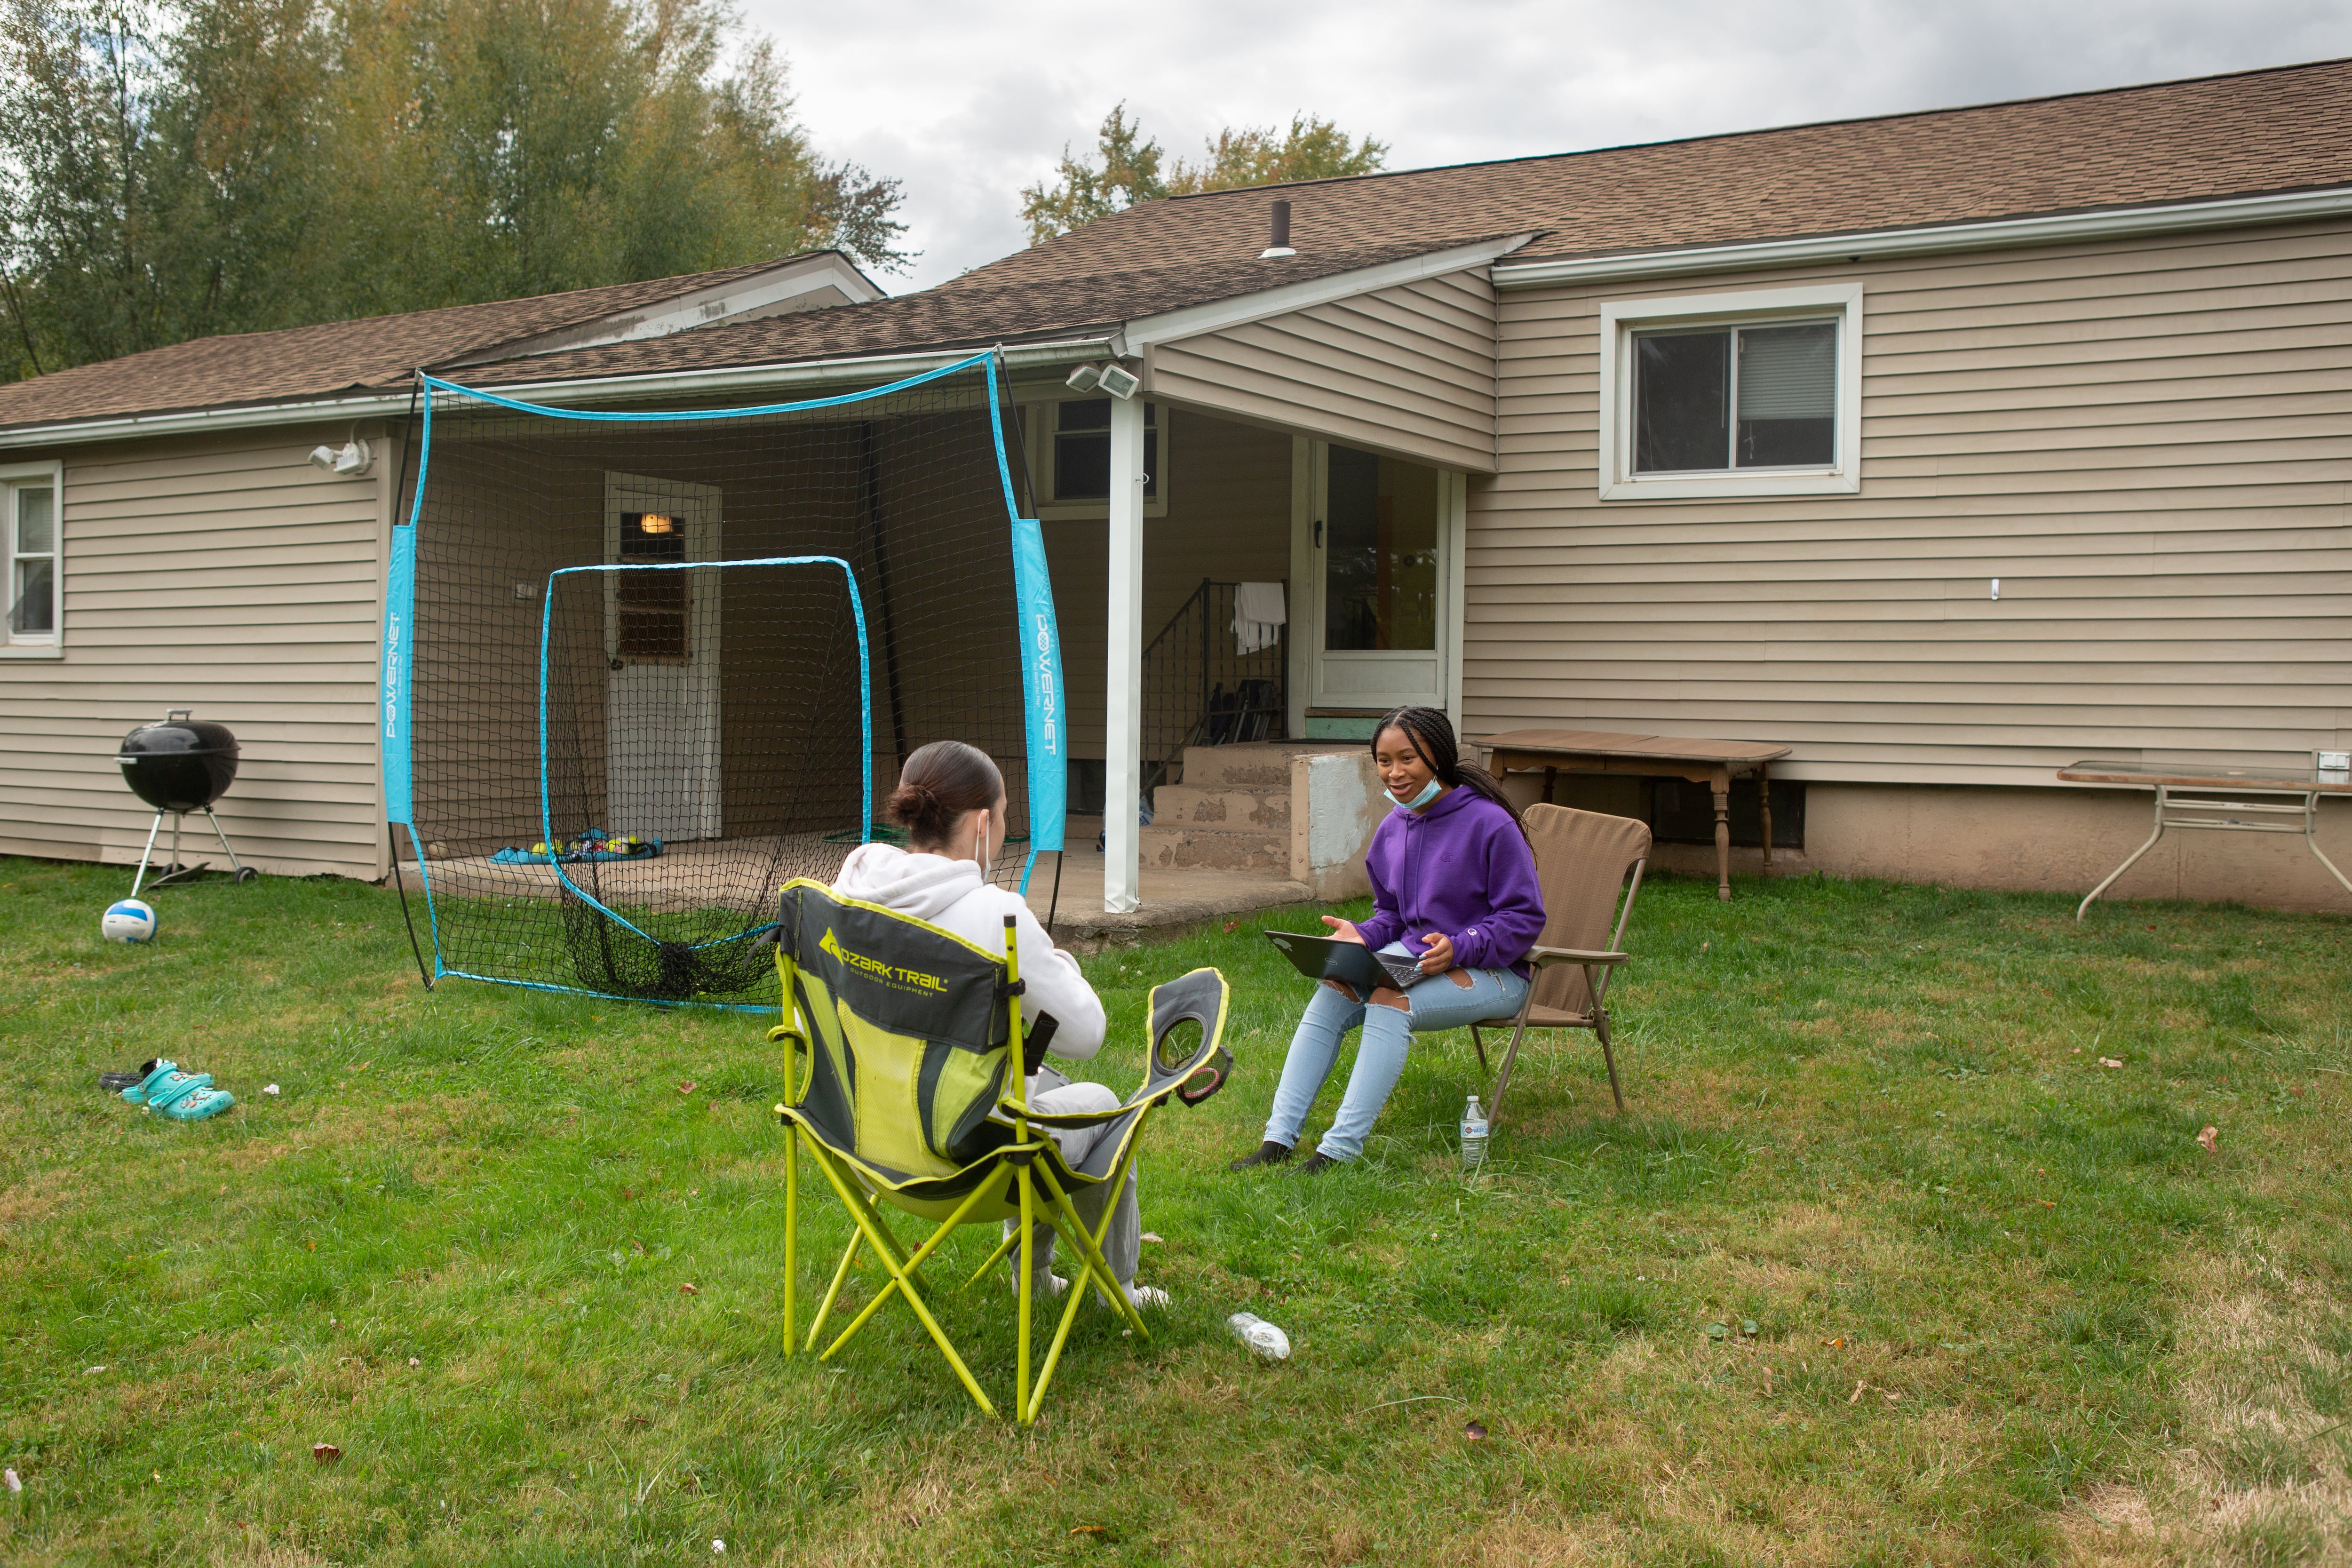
[766,877,1231,1424]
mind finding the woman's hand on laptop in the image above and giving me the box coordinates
[1417,931,1456,974]
[1320,915,1365,945]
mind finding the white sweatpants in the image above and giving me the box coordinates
[1007,1080,1140,1292]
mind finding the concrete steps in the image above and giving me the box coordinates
[1141,741,1357,873]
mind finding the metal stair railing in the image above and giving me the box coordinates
[1138,579,1287,807]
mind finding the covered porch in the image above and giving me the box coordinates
[1013,381,1476,919]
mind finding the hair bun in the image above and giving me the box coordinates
[883,741,1005,848]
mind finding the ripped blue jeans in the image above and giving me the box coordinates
[1263,942,1529,1162]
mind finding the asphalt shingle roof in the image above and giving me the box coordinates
[8,56,2351,430]
[0,256,797,430]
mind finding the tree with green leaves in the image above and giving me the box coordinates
[1020,105,1387,245]
[0,0,909,383]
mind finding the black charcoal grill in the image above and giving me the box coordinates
[115,708,254,893]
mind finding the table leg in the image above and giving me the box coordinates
[1758,763,1774,876]
[1542,767,1557,806]
[2077,787,2168,921]
[2302,792,2352,902]
[1712,772,1732,901]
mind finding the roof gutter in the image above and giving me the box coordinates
[0,335,1120,449]
[1491,185,2352,288]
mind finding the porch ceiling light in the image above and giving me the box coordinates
[638,513,676,535]
[1095,364,1142,401]
[1065,364,1102,393]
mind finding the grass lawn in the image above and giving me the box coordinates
[3,857,2351,1566]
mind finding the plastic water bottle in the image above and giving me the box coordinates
[1227,1312,1291,1360]
[1461,1095,1489,1172]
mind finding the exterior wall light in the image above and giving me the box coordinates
[308,438,373,477]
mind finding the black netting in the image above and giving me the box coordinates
[393,356,1042,1007]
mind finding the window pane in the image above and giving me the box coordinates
[16,486,53,555]
[1055,428,1110,499]
[1052,400,1157,501]
[1634,331,1729,472]
[619,513,686,563]
[11,558,54,633]
[1324,446,1438,652]
[1737,322,1836,467]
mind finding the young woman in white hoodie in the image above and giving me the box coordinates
[830,740,1168,1311]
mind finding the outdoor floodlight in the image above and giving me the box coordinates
[308,438,373,477]
[1095,364,1142,400]
[1065,364,1102,393]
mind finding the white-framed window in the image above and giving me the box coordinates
[1022,397,1170,519]
[1596,283,1862,500]
[2,461,62,653]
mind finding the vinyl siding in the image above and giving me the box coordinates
[1474,218,2352,786]
[0,429,393,876]
[1145,270,1497,473]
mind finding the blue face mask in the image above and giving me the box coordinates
[1386,777,1443,811]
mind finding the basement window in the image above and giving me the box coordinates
[1650,778,1806,851]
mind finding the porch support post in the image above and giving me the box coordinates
[1103,391,1146,914]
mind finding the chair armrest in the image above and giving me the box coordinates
[1529,947,1630,966]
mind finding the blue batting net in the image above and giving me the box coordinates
[381,351,1066,1007]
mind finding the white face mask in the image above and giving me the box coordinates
[973,809,993,870]
[1386,777,1443,811]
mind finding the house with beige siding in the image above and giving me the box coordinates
[4,58,2348,913]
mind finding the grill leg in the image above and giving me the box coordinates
[130,812,165,898]
[169,813,183,877]
[204,810,246,876]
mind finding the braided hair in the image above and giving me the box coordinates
[1372,706,1528,842]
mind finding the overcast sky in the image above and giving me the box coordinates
[742,0,2352,291]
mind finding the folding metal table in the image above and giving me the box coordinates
[2057,759,2352,919]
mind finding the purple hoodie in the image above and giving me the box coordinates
[1354,786,1546,978]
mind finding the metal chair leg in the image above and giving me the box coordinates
[1469,1025,1489,1073]
[1595,1008,1625,1114]
[1489,1015,1534,1124]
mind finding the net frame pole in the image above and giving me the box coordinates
[987,351,1068,894]
[537,554,873,939]
[858,420,912,771]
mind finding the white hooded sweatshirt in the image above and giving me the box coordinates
[829,842,1104,1063]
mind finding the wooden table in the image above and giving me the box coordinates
[1480,729,1793,901]
[2057,759,2352,919]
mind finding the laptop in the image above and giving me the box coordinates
[1264,931,1427,991]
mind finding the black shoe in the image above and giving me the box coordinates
[1227,1139,1295,1171]
[1292,1151,1344,1177]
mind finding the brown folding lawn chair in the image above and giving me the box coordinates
[1469,803,1652,1120]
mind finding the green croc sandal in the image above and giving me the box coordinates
[147,1073,234,1121]
[121,1060,210,1105]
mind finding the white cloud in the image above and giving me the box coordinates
[744,0,2352,289]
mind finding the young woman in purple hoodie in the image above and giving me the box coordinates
[1232,707,1545,1175]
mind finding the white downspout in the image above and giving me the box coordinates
[1103,392,1147,913]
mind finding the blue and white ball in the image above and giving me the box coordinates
[102,899,157,943]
